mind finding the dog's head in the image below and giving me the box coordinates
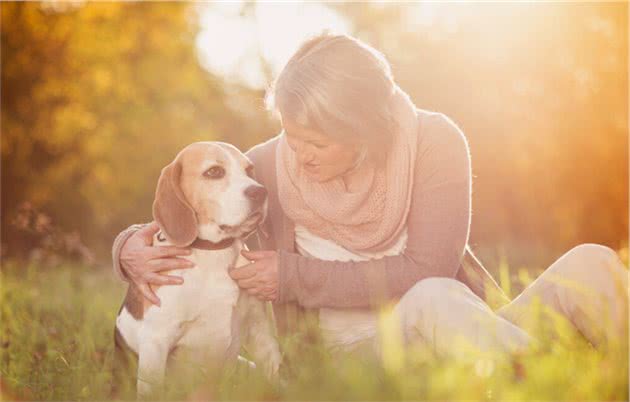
[152,142,267,247]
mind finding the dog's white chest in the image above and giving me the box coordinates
[177,250,240,354]
[116,245,242,362]
[154,248,240,351]
[171,248,240,315]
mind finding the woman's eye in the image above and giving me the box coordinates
[313,143,327,149]
[203,166,225,179]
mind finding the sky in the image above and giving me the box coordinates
[195,2,350,88]
[193,2,547,89]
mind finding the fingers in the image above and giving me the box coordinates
[148,257,195,272]
[138,283,161,306]
[241,249,276,260]
[236,276,259,289]
[152,246,192,259]
[262,291,278,301]
[246,287,276,301]
[249,287,275,297]
[246,288,260,296]
[228,264,258,280]
[138,221,160,244]
[261,286,277,297]
[145,272,184,286]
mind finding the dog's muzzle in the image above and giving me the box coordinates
[245,185,267,208]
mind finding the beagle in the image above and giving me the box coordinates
[113,142,281,398]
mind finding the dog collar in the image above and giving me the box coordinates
[190,237,236,251]
[156,231,235,251]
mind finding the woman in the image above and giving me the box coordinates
[113,33,628,359]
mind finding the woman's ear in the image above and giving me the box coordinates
[152,159,197,247]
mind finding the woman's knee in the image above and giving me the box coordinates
[568,243,618,261]
[551,243,622,276]
[542,243,627,298]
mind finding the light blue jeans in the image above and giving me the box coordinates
[320,244,628,358]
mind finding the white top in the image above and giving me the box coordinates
[294,224,407,262]
[294,224,408,352]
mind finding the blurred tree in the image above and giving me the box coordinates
[333,2,627,267]
[2,2,627,268]
[1,2,275,260]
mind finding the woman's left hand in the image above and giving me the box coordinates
[229,249,279,301]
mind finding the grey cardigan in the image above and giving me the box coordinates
[112,109,509,335]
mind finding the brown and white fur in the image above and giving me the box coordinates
[113,142,281,399]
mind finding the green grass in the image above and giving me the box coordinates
[1,261,627,401]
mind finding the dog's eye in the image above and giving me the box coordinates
[204,166,225,179]
[245,165,254,178]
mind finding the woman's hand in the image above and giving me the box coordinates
[120,221,194,306]
[229,250,279,302]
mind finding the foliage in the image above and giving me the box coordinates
[0,261,627,400]
[7,201,94,266]
[2,3,627,400]
[1,2,276,260]
[1,2,627,266]
[333,2,628,265]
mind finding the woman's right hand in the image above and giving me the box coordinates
[120,221,195,306]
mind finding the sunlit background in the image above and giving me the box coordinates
[2,1,627,271]
[1,2,629,400]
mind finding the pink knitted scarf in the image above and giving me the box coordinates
[276,87,419,252]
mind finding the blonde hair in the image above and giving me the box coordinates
[266,33,398,163]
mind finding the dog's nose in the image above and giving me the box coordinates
[245,185,267,205]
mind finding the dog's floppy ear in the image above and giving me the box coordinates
[152,159,197,247]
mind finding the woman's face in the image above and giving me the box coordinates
[282,118,360,183]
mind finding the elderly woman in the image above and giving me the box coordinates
[113,34,627,359]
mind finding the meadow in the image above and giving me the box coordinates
[1,259,628,401]
[2,2,628,400]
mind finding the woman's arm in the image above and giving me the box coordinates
[112,141,273,300]
[276,113,471,309]
[112,223,147,281]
